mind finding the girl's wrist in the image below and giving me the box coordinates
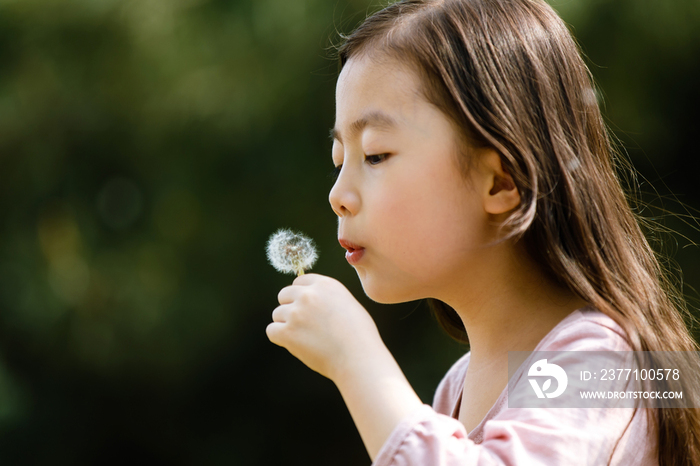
[331,337,392,386]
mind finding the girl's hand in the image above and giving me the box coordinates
[266,273,384,382]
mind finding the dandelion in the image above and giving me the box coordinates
[266,229,318,276]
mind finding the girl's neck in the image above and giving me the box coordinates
[442,239,589,368]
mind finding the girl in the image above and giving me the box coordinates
[266,0,700,464]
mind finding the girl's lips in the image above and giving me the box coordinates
[338,239,365,265]
[345,248,365,265]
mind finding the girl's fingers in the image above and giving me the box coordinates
[271,305,289,323]
[293,273,319,286]
[277,286,299,304]
[265,321,286,346]
[278,274,323,304]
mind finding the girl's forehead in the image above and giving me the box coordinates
[335,55,425,128]
[337,55,422,101]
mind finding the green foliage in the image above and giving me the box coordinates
[0,0,697,464]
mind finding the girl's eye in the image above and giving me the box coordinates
[329,165,342,180]
[366,154,388,165]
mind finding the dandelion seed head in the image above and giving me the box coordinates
[266,229,318,275]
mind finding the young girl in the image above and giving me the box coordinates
[266,0,700,464]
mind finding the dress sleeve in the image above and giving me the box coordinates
[371,403,645,466]
[371,404,484,466]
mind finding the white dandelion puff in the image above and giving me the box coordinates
[266,229,318,276]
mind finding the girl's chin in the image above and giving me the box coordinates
[358,276,424,304]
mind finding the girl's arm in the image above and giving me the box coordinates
[267,274,652,465]
[332,340,424,460]
[266,273,423,460]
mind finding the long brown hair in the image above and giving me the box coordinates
[332,0,700,464]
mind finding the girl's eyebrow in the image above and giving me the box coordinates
[329,110,398,144]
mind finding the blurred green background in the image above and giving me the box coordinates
[0,0,698,464]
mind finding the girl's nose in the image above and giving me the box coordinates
[329,169,360,217]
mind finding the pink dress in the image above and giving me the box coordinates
[372,306,658,465]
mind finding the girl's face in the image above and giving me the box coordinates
[330,55,494,304]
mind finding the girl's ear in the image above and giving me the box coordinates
[480,149,520,215]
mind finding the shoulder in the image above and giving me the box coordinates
[430,306,634,414]
[432,350,470,415]
[538,305,634,352]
